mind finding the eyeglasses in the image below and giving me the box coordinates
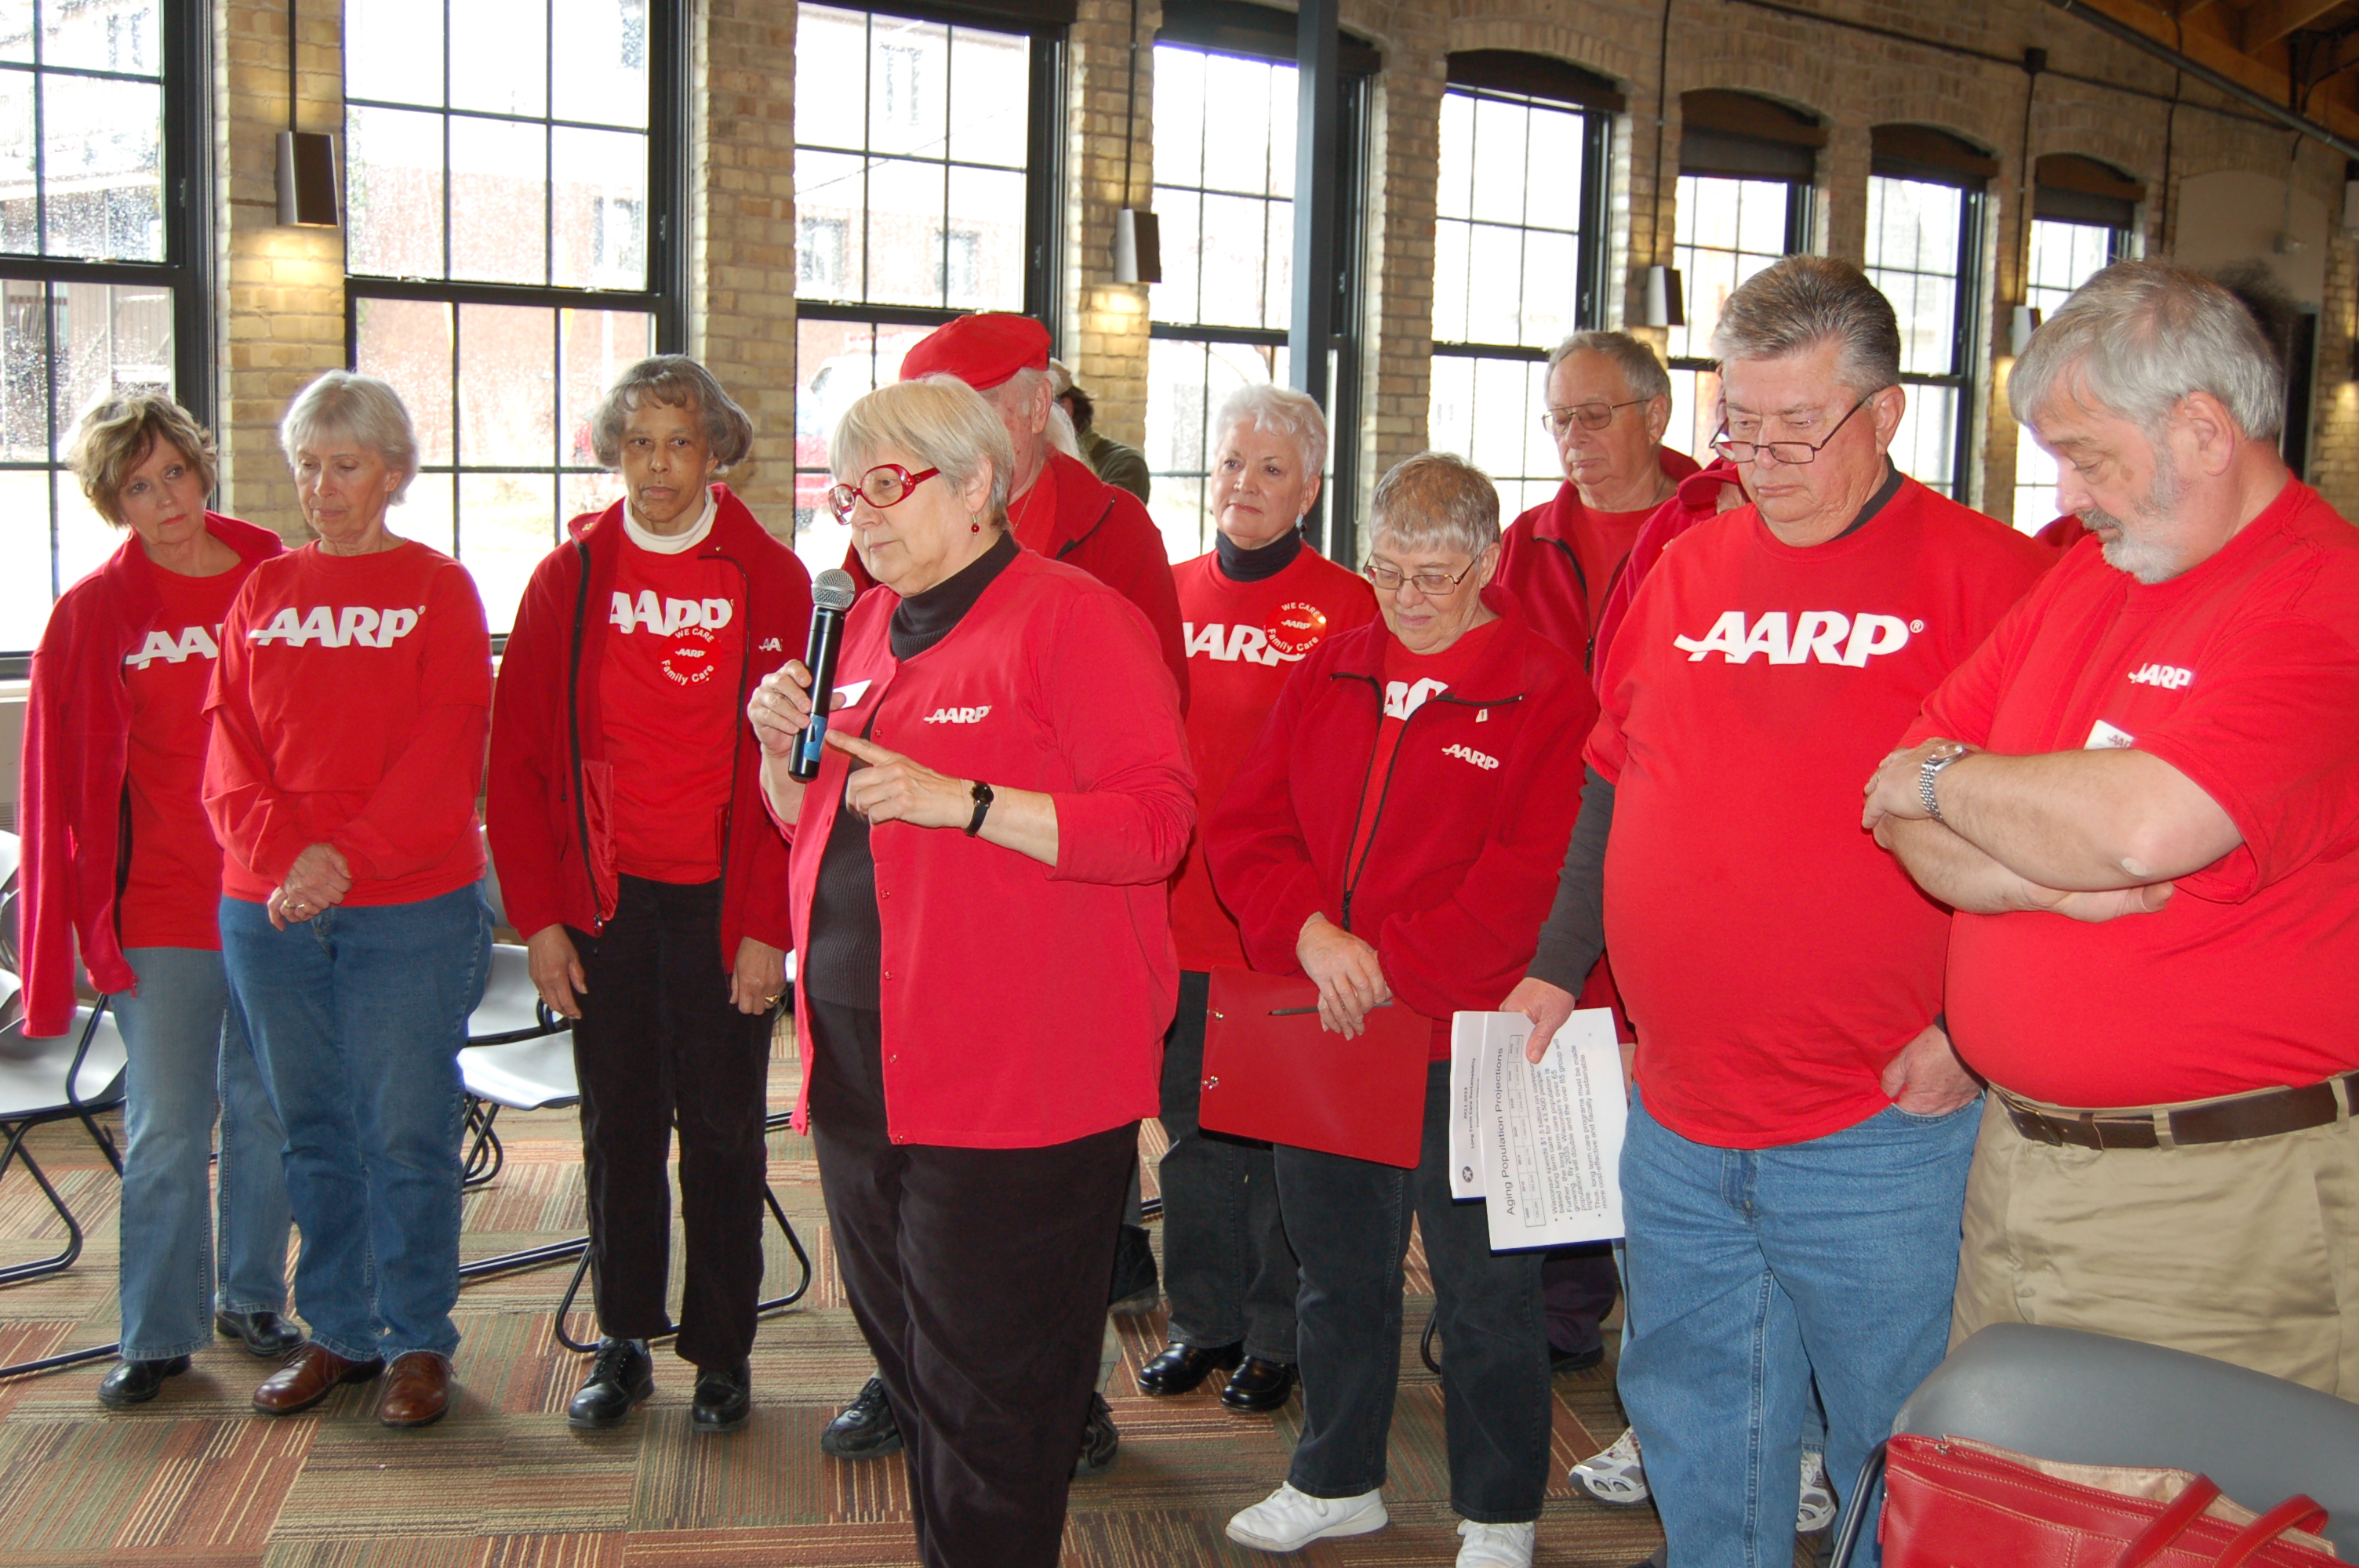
[1541,400,1648,437]
[1710,396,1874,466]
[826,463,941,522]
[1364,556,1481,596]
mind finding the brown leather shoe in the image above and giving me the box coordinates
[253,1342,383,1416]
[376,1351,453,1428]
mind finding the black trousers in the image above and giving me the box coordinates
[1542,1243,1621,1356]
[807,998,1134,1568]
[569,874,772,1369]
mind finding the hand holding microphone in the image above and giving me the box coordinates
[751,568,857,764]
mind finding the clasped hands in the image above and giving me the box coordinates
[269,842,351,929]
[1296,913,1390,1038]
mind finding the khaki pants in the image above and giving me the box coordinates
[1953,1094,2359,1399]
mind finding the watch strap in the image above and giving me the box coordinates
[964,779,994,837]
[1919,748,1968,822]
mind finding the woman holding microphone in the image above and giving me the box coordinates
[489,355,810,1434]
[208,371,493,1429]
[748,375,1193,1568]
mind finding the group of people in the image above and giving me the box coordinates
[15,251,2359,1568]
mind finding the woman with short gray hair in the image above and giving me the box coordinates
[1136,379,1376,1416]
[210,370,495,1428]
[1204,452,1595,1566]
[489,354,809,1436]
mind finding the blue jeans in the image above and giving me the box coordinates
[220,884,490,1363]
[1619,1083,1979,1568]
[112,947,294,1360]
[1272,1061,1550,1522]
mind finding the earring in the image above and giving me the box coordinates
[971,519,981,532]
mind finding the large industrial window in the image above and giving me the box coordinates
[1865,125,1992,501]
[791,0,1066,579]
[1425,51,1617,521]
[0,0,209,659]
[2011,154,2139,529]
[1665,91,1819,466]
[1146,0,1369,561]
[342,0,687,635]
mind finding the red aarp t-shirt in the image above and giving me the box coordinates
[119,561,256,949]
[1590,477,2050,1147]
[1909,481,2359,1107]
[1169,546,1376,971]
[599,539,746,883]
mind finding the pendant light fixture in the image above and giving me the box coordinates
[276,0,340,228]
[1112,0,1161,284]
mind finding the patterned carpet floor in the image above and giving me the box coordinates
[0,1022,1667,1567]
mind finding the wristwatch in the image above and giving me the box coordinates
[1918,744,1971,822]
[964,779,994,837]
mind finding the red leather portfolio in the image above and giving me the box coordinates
[1197,966,1432,1169]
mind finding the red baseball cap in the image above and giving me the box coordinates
[899,312,1051,391]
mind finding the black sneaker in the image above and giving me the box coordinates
[1072,1391,1119,1478]
[566,1338,654,1429]
[691,1360,751,1434]
[1107,1224,1159,1316]
[820,1374,902,1459]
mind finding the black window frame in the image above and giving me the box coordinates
[1427,55,1617,518]
[340,0,691,645]
[1865,131,1992,502]
[1144,1,1372,559]
[0,0,213,670]
[1666,94,1820,417]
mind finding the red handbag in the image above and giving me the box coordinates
[1852,1433,2341,1568]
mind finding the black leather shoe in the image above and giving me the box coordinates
[566,1338,654,1429]
[1219,1356,1296,1413]
[1071,1391,1118,1477]
[820,1375,902,1459]
[1107,1223,1159,1316]
[691,1360,751,1434]
[216,1308,305,1359]
[1136,1339,1241,1396]
[97,1355,190,1408]
[1550,1342,1606,1375]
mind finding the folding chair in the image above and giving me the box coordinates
[1827,1323,2359,1563]
[0,1000,132,1378]
[461,942,567,1189]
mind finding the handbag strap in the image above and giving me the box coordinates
[2214,1495,2331,1568]
[2118,1476,2225,1568]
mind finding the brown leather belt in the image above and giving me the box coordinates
[2001,1073,2359,1151]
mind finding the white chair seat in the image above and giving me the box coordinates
[0,1007,127,1120]
[460,1034,580,1114]
[468,943,555,1043]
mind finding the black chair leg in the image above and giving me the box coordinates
[0,1122,85,1288]
[461,1100,505,1190]
[551,1187,815,1355]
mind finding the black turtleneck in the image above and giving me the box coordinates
[804,531,1020,1009]
[1216,528,1303,583]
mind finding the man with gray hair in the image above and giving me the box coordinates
[1505,255,2049,1566]
[1496,330,1699,667]
[1865,259,2359,1397]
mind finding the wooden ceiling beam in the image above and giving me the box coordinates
[2241,0,2350,52]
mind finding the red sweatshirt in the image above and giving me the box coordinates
[1169,545,1377,971]
[205,539,492,906]
[20,514,284,1036]
[1205,588,1594,1059]
[847,448,1190,710]
[488,487,807,964]
[783,548,1195,1148]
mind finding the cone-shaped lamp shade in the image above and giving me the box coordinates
[1644,265,1684,330]
[1114,209,1161,285]
[277,130,340,228]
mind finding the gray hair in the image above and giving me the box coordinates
[1369,452,1500,561]
[2011,260,2285,444]
[1547,330,1673,407]
[1710,256,1902,397]
[590,355,755,469]
[1212,383,1329,480]
[833,375,1015,525]
[279,371,419,503]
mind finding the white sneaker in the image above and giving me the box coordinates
[1456,1519,1536,1567]
[1225,1482,1388,1552]
[1570,1428,1649,1506]
[1797,1447,1836,1533]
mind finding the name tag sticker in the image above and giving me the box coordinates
[2085,718,2135,750]
[833,679,873,709]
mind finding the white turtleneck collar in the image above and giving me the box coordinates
[623,488,718,554]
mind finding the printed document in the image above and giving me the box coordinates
[1448,1008,1627,1250]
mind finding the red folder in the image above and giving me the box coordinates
[1197,966,1432,1169]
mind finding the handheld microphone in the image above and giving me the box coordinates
[791,568,858,782]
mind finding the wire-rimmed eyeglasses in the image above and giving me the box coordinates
[1540,400,1648,438]
[1710,396,1874,466]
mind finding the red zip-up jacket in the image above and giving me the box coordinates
[783,547,1195,1148]
[846,448,1190,710]
[1496,447,1703,670]
[487,486,809,964]
[1590,457,1745,692]
[19,514,285,1036]
[1205,587,1594,1054]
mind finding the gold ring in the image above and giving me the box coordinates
[761,993,781,1006]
